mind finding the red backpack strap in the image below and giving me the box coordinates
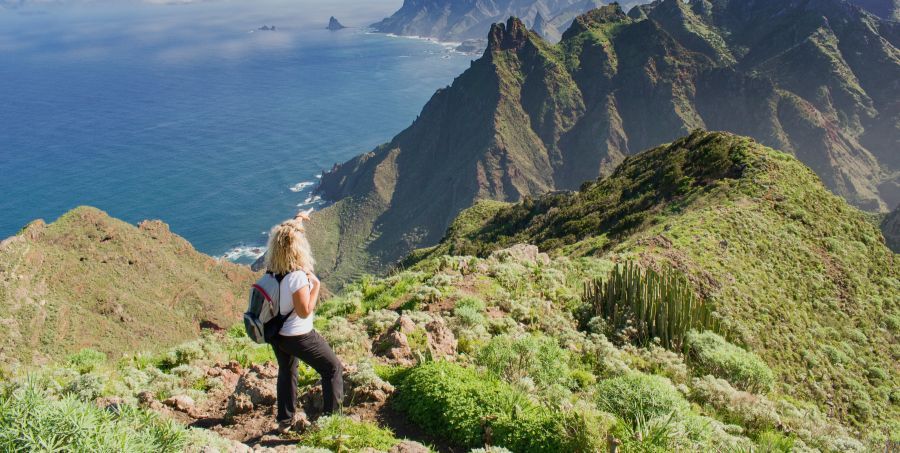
[252,284,272,302]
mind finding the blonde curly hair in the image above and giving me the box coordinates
[265,219,315,275]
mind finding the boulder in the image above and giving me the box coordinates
[373,315,416,364]
[424,316,457,360]
[163,394,195,412]
[95,396,125,413]
[389,440,431,453]
[137,390,164,410]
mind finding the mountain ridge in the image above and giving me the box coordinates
[370,0,639,43]
[312,0,899,285]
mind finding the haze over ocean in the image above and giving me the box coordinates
[0,0,471,262]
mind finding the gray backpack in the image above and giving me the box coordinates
[243,273,292,344]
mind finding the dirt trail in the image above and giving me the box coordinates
[142,360,446,452]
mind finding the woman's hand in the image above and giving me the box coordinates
[294,211,311,222]
[305,270,320,287]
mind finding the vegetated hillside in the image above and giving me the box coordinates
[417,130,899,427]
[370,0,636,43]
[0,206,256,368]
[884,205,900,252]
[314,1,900,287]
[3,238,893,450]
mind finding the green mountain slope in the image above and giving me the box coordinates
[313,0,900,286]
[0,206,257,367]
[420,130,899,426]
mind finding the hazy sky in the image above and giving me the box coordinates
[0,0,404,25]
[0,0,409,62]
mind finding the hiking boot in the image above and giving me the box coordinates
[276,412,311,434]
[276,419,294,434]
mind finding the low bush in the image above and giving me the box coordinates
[64,372,105,401]
[455,296,486,312]
[0,381,187,451]
[595,372,689,424]
[755,430,794,452]
[319,316,371,362]
[66,348,107,374]
[298,415,399,452]
[317,291,363,318]
[361,309,399,336]
[685,331,774,392]
[689,375,780,431]
[157,341,204,371]
[453,305,486,328]
[394,361,600,452]
[475,334,575,390]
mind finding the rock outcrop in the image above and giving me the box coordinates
[225,363,278,421]
[373,314,457,365]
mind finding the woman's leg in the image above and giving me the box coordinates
[272,340,299,422]
[278,332,344,414]
[306,331,344,414]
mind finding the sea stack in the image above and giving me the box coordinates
[327,16,346,31]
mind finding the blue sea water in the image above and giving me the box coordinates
[0,0,471,262]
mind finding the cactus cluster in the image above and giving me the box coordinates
[585,261,722,350]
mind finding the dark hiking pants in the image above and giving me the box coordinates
[271,330,343,422]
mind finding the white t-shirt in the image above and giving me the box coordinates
[278,271,314,336]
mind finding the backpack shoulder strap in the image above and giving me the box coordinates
[272,272,293,317]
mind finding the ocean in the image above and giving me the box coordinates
[0,0,471,263]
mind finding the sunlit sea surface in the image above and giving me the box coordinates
[0,0,471,263]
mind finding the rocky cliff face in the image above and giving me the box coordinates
[314,0,900,286]
[884,205,900,252]
[0,207,257,365]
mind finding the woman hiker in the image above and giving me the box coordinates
[264,211,343,433]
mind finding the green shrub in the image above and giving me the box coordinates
[317,291,363,318]
[64,373,104,401]
[685,331,774,392]
[456,296,486,312]
[66,348,107,374]
[226,323,247,338]
[319,316,370,362]
[394,361,593,452]
[755,430,794,452]
[0,381,187,451]
[225,336,276,368]
[595,372,689,424]
[299,415,399,452]
[156,341,204,371]
[475,334,575,390]
[361,309,399,336]
[454,305,486,328]
[689,375,780,432]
